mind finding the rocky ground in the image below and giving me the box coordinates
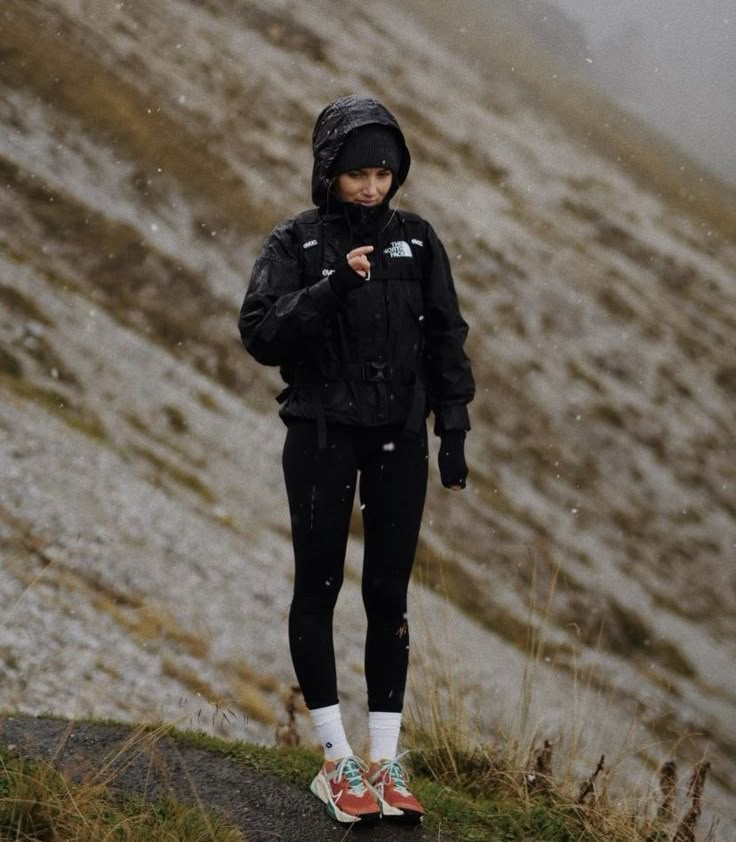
[1,0,735,836]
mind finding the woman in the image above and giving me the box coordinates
[239,95,474,825]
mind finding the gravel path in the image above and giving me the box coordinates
[0,716,448,841]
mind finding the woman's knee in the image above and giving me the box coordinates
[292,579,343,616]
[362,578,407,620]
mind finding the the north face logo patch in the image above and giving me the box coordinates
[384,240,413,258]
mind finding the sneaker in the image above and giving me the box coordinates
[310,755,381,824]
[367,756,424,822]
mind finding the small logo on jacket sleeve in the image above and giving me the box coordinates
[384,240,413,258]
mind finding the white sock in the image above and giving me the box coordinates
[369,711,402,762]
[310,703,353,761]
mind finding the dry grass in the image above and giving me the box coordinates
[0,282,54,326]
[227,682,279,728]
[0,725,245,841]
[0,346,23,379]
[402,571,721,842]
[132,445,219,504]
[159,657,287,729]
[0,506,211,664]
[221,659,282,727]
[0,2,277,241]
[0,372,107,441]
[192,0,330,65]
[0,154,277,414]
[1,502,285,733]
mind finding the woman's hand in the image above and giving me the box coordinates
[438,431,468,490]
[329,246,374,298]
[346,245,374,279]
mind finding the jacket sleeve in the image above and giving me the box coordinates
[422,222,475,435]
[238,218,341,366]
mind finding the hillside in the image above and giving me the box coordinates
[1,0,735,836]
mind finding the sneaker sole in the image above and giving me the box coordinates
[310,774,380,825]
[368,784,423,823]
[389,808,423,824]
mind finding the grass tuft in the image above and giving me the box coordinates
[163,404,190,434]
[0,373,107,440]
[132,445,218,503]
[0,743,244,841]
[0,346,23,378]
[397,574,721,842]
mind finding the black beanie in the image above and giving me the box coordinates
[330,124,402,176]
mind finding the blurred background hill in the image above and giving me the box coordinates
[1,0,734,835]
[496,0,736,185]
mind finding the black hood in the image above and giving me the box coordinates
[311,95,411,210]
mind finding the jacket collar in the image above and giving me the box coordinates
[321,195,393,228]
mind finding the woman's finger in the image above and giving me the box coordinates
[347,245,374,259]
[349,256,371,273]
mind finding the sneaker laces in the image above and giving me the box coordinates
[377,752,412,796]
[334,756,369,795]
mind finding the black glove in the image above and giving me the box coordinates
[438,430,468,489]
[329,258,366,299]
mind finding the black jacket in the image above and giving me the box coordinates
[239,96,474,435]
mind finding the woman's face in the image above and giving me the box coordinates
[334,167,393,206]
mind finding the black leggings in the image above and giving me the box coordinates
[283,420,428,712]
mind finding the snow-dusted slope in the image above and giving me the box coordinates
[1,0,734,832]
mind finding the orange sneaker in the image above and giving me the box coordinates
[368,757,424,822]
[310,756,381,824]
